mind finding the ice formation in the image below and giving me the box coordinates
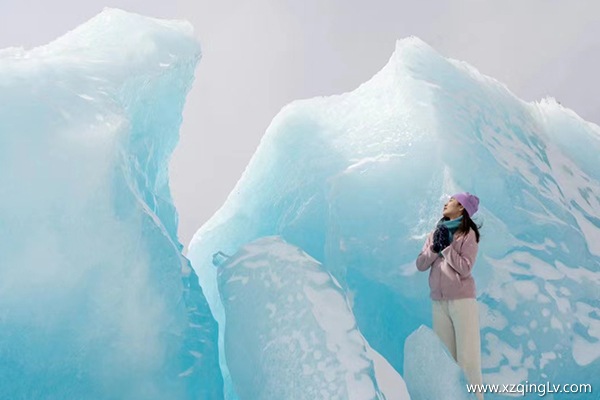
[0,9,222,399]
[217,236,409,400]
[189,37,600,399]
[2,6,599,400]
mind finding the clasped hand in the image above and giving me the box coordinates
[431,225,451,253]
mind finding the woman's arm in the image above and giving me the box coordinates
[416,232,439,271]
[441,230,478,277]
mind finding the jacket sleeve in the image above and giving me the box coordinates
[416,232,439,271]
[441,230,478,277]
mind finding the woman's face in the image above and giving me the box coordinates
[443,197,464,219]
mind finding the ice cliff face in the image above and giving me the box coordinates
[0,9,222,399]
[189,37,600,397]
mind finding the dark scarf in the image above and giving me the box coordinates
[436,215,463,243]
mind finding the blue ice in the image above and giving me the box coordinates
[0,9,221,399]
[404,325,476,400]
[189,37,600,399]
[215,235,409,400]
[2,7,599,400]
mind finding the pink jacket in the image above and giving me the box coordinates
[416,229,479,300]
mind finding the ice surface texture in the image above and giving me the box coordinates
[0,9,222,399]
[189,37,600,398]
[217,236,409,400]
[404,325,476,400]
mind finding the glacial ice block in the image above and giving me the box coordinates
[189,36,600,397]
[0,8,222,399]
[216,236,409,400]
[403,325,476,400]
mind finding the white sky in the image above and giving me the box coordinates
[1,0,599,246]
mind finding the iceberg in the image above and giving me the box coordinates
[0,9,222,399]
[189,37,600,398]
[216,236,409,400]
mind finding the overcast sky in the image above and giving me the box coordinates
[1,0,599,246]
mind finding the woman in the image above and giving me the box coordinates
[416,192,484,399]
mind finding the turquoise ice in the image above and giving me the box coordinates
[404,325,476,400]
[2,6,599,400]
[0,9,221,399]
[189,37,600,398]
[216,236,409,400]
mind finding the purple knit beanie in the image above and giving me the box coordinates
[452,192,480,217]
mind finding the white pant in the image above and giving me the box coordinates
[432,298,484,400]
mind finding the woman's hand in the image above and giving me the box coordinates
[431,225,451,253]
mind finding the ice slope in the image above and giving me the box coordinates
[0,9,222,399]
[216,236,409,400]
[188,37,600,398]
[404,325,476,400]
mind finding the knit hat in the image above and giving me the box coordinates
[452,192,480,217]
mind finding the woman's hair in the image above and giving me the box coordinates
[456,209,482,242]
